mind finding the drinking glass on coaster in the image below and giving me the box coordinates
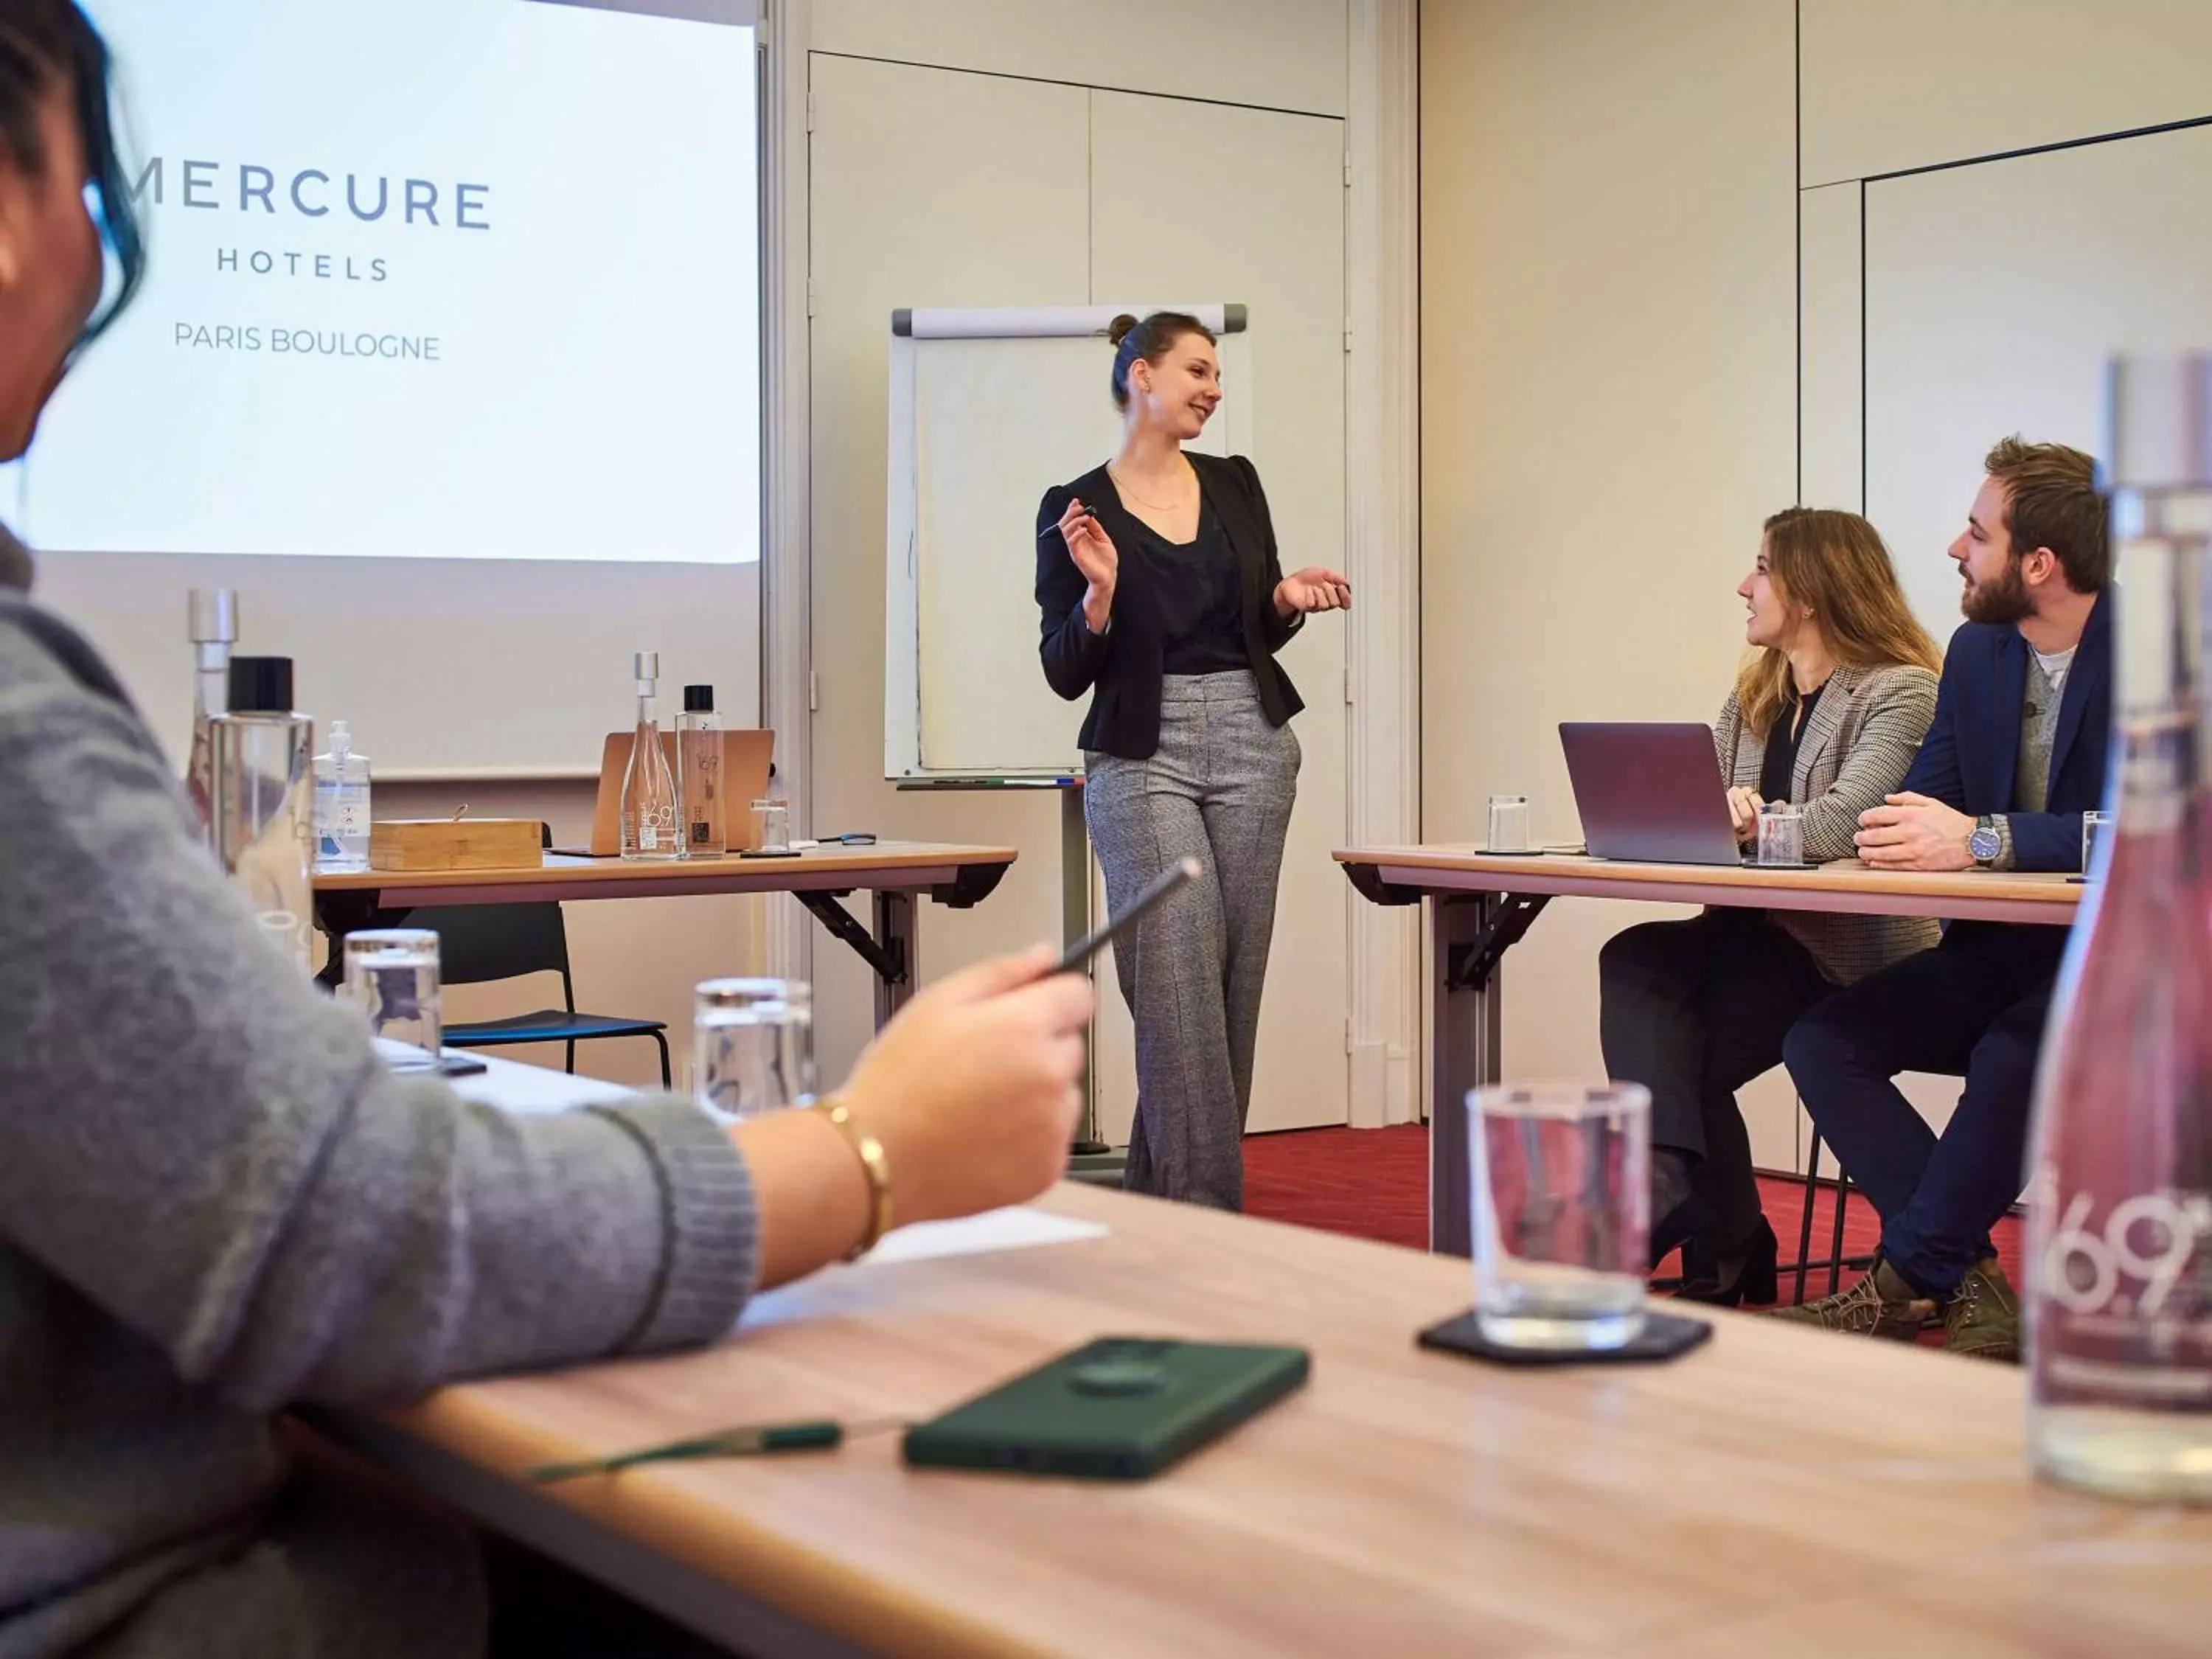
[2081,810,2111,879]
[1755,801,1805,866]
[1486,793,1532,855]
[695,978,814,1124]
[1468,1082,1650,1352]
[344,929,442,1072]
[751,799,791,853]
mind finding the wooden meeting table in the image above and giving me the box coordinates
[1335,847,2081,1255]
[323,1175,2212,1658]
[313,841,1015,1026]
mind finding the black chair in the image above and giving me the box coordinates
[1788,1130,1874,1304]
[400,888,671,1088]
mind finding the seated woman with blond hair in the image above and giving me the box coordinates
[1598,507,1943,1306]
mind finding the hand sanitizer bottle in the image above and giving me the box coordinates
[314,720,373,872]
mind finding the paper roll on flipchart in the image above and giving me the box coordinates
[892,304,1248,340]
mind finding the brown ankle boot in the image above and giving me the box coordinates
[1942,1258,2020,1363]
[1772,1255,1935,1339]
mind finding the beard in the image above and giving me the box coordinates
[1962,557,2032,625]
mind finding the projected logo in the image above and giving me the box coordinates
[131,157,492,361]
[132,157,491,279]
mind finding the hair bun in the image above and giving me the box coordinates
[1107,313,1138,348]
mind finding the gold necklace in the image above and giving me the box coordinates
[1108,461,1194,513]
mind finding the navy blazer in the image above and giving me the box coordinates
[1034,452,1304,760]
[1899,589,2113,872]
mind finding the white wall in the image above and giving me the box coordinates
[1421,0,2212,1171]
[808,0,1348,116]
[1419,0,1802,1163]
[1800,0,2212,187]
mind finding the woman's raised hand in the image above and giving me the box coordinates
[1060,498,1119,600]
[1274,567,1353,617]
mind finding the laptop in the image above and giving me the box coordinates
[1558,722,1749,866]
[582,728,777,857]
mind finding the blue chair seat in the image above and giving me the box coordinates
[444,1010,668,1048]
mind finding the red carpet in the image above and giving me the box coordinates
[1241,1123,2024,1306]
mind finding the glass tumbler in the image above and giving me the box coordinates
[345,929,442,1071]
[2082,810,2111,878]
[751,799,790,853]
[1486,794,1532,855]
[1468,1082,1651,1352]
[1756,801,1805,866]
[695,978,814,1124]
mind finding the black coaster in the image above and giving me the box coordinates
[1417,1308,1713,1368]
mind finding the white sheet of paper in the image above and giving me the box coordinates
[397,1045,638,1114]
[403,1052,1111,1265]
[860,1206,1108,1266]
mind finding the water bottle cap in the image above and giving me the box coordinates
[187,588,237,645]
[684,684,714,712]
[2107,355,2212,490]
[226,655,293,714]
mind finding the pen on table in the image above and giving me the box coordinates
[528,1416,907,1484]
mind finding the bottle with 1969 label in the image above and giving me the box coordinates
[2026,355,2212,1500]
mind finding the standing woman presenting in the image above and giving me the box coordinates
[1036,312,1351,1209]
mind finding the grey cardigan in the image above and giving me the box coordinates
[0,570,759,1657]
[1712,661,1942,984]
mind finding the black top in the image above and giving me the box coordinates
[1130,500,1250,676]
[1760,679,1826,804]
[1034,452,1304,761]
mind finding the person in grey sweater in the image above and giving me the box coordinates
[0,9,1094,1654]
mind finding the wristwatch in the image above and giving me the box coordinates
[1969,814,2003,866]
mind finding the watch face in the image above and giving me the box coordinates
[1970,827,2002,861]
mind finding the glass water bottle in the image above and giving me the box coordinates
[621,650,681,862]
[677,684,727,857]
[2026,353,2212,1500]
[209,655,316,974]
[184,588,237,844]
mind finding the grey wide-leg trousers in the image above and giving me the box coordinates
[1084,671,1300,1211]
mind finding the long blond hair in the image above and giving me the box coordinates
[1736,507,1942,739]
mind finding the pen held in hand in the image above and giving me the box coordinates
[1040,505,1098,541]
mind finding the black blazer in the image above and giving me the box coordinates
[1899,588,2113,872]
[1034,452,1304,760]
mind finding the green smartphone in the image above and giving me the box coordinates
[901,1337,1310,1481]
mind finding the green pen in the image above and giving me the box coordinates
[529,1417,897,1485]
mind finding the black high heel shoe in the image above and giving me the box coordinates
[1649,1192,1718,1274]
[1677,1216,1779,1307]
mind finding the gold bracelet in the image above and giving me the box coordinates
[810,1096,893,1260]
